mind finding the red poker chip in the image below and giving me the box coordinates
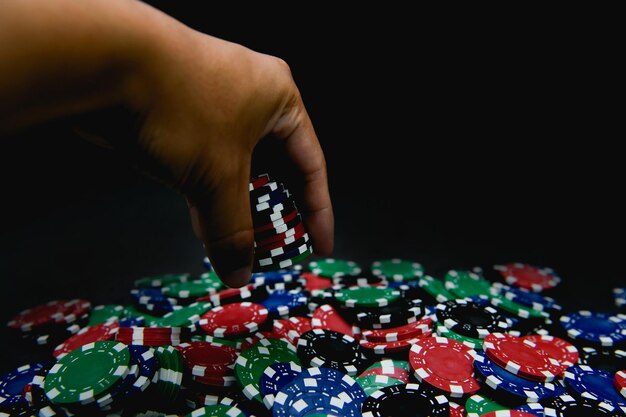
[254,209,299,233]
[176,342,237,377]
[302,272,333,291]
[255,223,306,248]
[483,333,563,382]
[193,374,237,387]
[359,366,410,383]
[199,302,268,338]
[311,304,355,337]
[449,402,464,417]
[8,300,77,331]
[115,326,189,346]
[480,412,536,417]
[521,334,579,370]
[361,335,429,355]
[249,174,270,190]
[409,336,480,398]
[614,370,626,398]
[53,322,119,359]
[362,317,433,343]
[494,263,561,292]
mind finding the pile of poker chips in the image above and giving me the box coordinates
[1,259,626,417]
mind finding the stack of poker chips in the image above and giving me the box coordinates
[250,173,313,272]
[5,259,626,417]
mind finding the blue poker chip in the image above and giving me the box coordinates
[517,402,545,416]
[559,311,626,347]
[473,351,564,404]
[260,289,308,317]
[202,256,212,271]
[492,282,562,313]
[251,270,301,286]
[273,367,365,417]
[259,361,301,409]
[130,288,178,307]
[118,316,145,327]
[0,362,49,408]
[563,365,626,410]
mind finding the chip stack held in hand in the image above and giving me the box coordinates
[4,249,626,417]
[250,174,313,272]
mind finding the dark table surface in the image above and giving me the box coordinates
[1,5,624,373]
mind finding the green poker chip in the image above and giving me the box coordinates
[155,302,213,327]
[418,275,456,303]
[44,341,130,404]
[308,258,361,278]
[444,270,491,298]
[184,404,246,417]
[134,273,191,289]
[88,304,124,326]
[436,325,483,350]
[489,294,550,320]
[370,259,423,282]
[162,280,221,300]
[465,394,508,417]
[356,374,405,396]
[235,338,300,403]
[335,286,401,308]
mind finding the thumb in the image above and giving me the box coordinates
[187,172,254,288]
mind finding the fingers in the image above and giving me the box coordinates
[272,97,334,256]
[187,165,254,288]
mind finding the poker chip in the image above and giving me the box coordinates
[311,304,355,336]
[44,341,130,404]
[563,365,626,410]
[184,404,247,417]
[235,338,300,403]
[465,394,508,417]
[370,258,423,282]
[297,329,365,376]
[494,263,561,292]
[272,367,365,417]
[175,342,237,377]
[259,361,301,409]
[335,286,401,308]
[436,324,483,350]
[260,290,308,318]
[361,383,449,417]
[614,288,626,309]
[444,270,492,298]
[53,322,119,359]
[559,311,626,348]
[355,374,404,396]
[418,275,456,303]
[198,302,268,337]
[521,334,579,369]
[359,360,411,383]
[492,282,562,313]
[436,299,510,339]
[355,298,423,330]
[409,336,480,398]
[473,351,564,404]
[115,326,190,346]
[361,335,427,355]
[544,393,624,417]
[489,294,551,321]
[449,401,465,417]
[615,370,626,399]
[308,258,362,278]
[0,362,48,411]
[483,333,563,382]
[361,317,432,342]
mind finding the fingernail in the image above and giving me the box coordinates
[223,266,252,288]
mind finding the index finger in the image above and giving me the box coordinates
[270,95,334,256]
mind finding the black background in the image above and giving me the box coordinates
[1,7,624,371]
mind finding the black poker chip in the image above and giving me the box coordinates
[361,383,450,417]
[436,299,509,339]
[543,393,624,417]
[353,298,424,330]
[296,329,366,376]
[577,346,626,374]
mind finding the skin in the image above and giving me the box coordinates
[0,0,333,287]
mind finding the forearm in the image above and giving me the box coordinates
[0,0,183,133]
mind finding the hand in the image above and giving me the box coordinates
[0,0,334,287]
